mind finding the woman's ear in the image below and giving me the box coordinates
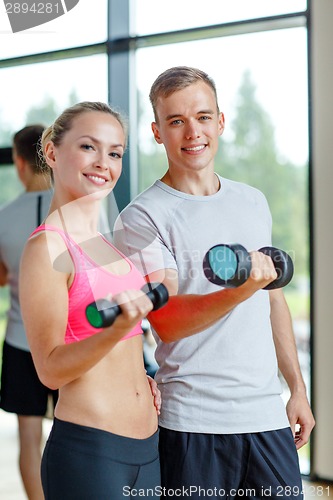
[44,141,57,169]
[151,122,163,144]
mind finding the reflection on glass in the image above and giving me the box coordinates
[135,28,310,474]
[0,54,108,145]
[134,0,307,35]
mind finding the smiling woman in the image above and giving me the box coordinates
[41,102,126,203]
[18,101,163,500]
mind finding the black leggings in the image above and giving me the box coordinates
[41,417,160,499]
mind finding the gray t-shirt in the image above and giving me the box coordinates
[0,190,53,351]
[114,176,289,434]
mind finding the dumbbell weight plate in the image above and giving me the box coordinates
[86,298,120,329]
[203,243,252,288]
[258,246,294,290]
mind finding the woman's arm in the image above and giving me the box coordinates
[19,232,153,390]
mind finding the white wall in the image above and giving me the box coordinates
[311,0,333,481]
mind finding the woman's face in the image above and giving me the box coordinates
[46,111,126,203]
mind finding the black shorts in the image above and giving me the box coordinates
[159,426,303,499]
[0,340,58,416]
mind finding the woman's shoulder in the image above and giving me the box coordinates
[24,226,72,273]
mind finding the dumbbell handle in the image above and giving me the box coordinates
[86,283,169,329]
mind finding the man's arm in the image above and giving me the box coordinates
[269,288,315,449]
[0,261,8,286]
[148,250,278,343]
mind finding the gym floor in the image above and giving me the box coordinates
[0,409,330,499]
[0,410,52,499]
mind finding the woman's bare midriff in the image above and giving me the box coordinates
[54,336,158,439]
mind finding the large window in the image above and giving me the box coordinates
[0,54,108,147]
[136,27,308,185]
[134,0,307,34]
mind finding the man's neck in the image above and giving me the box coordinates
[160,170,220,196]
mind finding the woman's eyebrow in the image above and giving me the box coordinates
[78,135,124,149]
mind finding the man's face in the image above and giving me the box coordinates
[152,81,225,174]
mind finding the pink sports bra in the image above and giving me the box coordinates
[30,224,145,344]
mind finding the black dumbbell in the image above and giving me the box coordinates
[203,243,294,290]
[86,283,169,329]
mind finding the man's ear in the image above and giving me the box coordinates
[13,154,27,185]
[151,122,163,144]
[14,154,25,175]
[218,112,225,137]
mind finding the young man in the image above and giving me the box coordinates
[114,66,315,499]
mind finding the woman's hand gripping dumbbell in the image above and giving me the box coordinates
[203,244,294,290]
[86,283,169,328]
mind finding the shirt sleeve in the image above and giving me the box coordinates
[113,205,177,277]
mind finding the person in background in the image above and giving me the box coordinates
[19,102,161,499]
[0,125,56,500]
[114,66,315,499]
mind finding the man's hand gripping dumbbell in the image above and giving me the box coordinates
[203,244,294,290]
